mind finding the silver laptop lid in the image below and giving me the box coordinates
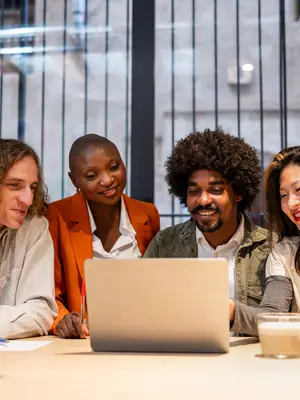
[85,258,229,353]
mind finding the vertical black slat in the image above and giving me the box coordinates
[18,0,29,141]
[18,74,26,141]
[214,0,218,129]
[125,0,130,192]
[0,0,5,138]
[280,0,287,147]
[104,0,109,138]
[61,0,67,198]
[279,0,283,148]
[171,0,175,225]
[282,1,287,146]
[297,0,300,20]
[40,0,47,166]
[84,0,88,135]
[235,0,241,137]
[258,0,264,227]
[191,0,196,131]
[130,0,154,203]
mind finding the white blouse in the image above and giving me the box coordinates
[266,236,300,311]
[86,197,142,259]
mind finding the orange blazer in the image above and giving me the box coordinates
[47,192,160,332]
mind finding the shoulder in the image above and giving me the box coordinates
[22,215,48,232]
[47,195,78,226]
[123,194,158,216]
[245,218,268,243]
[16,215,49,243]
[252,225,268,240]
[243,214,267,239]
[241,219,270,263]
[274,236,300,254]
[266,236,300,277]
[268,236,300,266]
[48,195,74,215]
[243,218,269,250]
[154,220,193,244]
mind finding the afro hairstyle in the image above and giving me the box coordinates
[165,127,262,213]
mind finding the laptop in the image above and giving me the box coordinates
[84,258,229,353]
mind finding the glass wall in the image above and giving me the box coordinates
[154,0,300,228]
[0,1,299,226]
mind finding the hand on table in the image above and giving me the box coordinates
[56,312,89,339]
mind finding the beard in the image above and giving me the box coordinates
[190,203,223,233]
[196,217,224,233]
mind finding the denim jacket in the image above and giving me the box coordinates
[144,214,270,307]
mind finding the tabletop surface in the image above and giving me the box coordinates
[1,336,299,399]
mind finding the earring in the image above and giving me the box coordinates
[76,187,80,194]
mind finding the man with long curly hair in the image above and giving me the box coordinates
[145,128,293,336]
[0,139,57,339]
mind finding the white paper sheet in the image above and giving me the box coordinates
[0,340,53,352]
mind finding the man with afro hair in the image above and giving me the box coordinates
[144,128,293,336]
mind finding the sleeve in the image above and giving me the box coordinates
[47,205,70,333]
[231,275,293,336]
[0,217,58,339]
[143,234,160,258]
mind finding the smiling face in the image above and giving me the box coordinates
[0,156,39,229]
[69,144,127,206]
[187,169,242,242]
[280,164,300,230]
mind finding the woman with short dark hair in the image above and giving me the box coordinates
[48,134,160,339]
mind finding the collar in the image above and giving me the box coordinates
[0,226,8,247]
[196,214,245,247]
[87,196,136,237]
[241,213,268,246]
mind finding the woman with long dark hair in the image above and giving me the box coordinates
[264,146,300,311]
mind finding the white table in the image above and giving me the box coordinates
[1,336,299,399]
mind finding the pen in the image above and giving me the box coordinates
[81,280,86,325]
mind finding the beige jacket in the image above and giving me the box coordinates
[0,216,57,339]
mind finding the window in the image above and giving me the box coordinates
[1,0,35,27]
[0,1,36,74]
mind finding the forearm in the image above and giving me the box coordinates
[0,299,57,339]
[231,276,293,336]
